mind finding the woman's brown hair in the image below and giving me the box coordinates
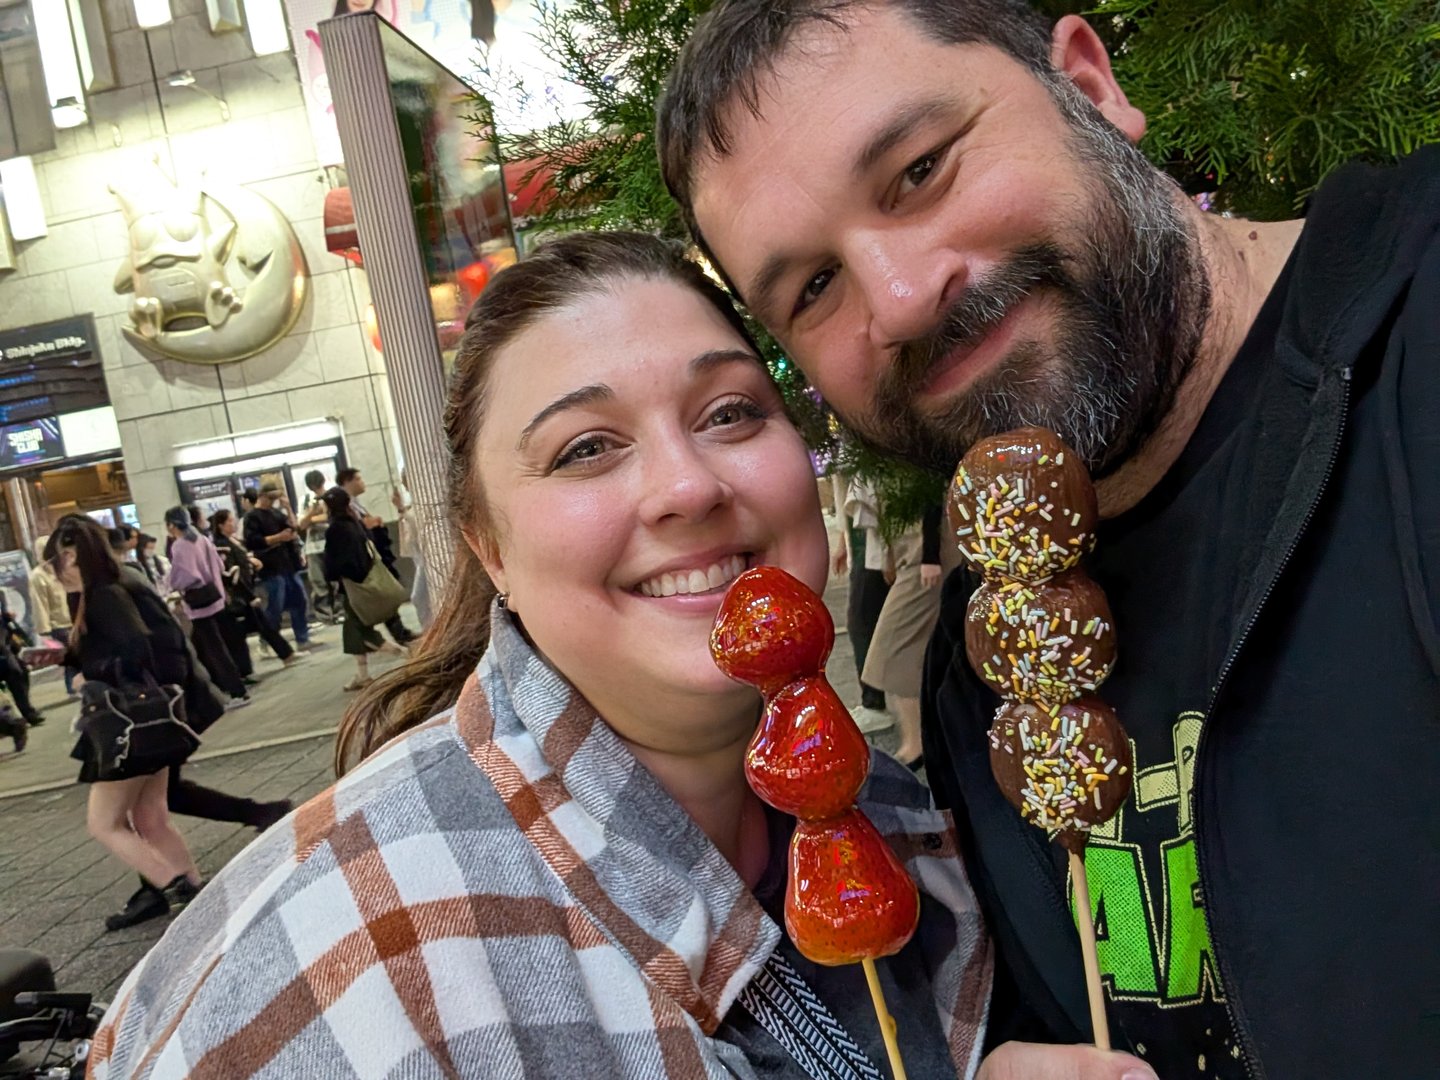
[335,230,757,773]
[50,513,122,640]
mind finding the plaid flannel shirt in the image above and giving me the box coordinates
[90,607,991,1078]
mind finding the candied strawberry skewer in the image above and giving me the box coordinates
[712,566,918,1080]
[951,427,1133,1051]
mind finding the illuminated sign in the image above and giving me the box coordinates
[0,417,65,471]
[0,315,109,423]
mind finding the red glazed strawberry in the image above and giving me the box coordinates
[711,566,834,695]
[747,676,870,818]
[786,809,921,966]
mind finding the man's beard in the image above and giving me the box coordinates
[856,78,1211,478]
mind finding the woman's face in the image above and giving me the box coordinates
[56,548,81,592]
[474,277,829,744]
[221,517,237,538]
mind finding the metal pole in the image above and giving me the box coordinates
[320,13,454,596]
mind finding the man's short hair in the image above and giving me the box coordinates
[259,482,282,497]
[304,469,326,490]
[241,487,259,506]
[657,0,1053,244]
[335,467,361,486]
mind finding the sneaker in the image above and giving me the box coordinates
[8,716,26,753]
[281,652,308,667]
[104,883,170,931]
[242,675,261,687]
[162,874,203,909]
[298,640,327,652]
[225,695,253,711]
[25,713,45,727]
[249,799,293,832]
[342,676,373,692]
[849,704,895,734]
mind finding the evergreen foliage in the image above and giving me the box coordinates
[1092,0,1440,219]
[472,0,1439,532]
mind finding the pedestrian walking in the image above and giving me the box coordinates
[336,467,416,645]
[54,514,210,931]
[210,509,305,678]
[296,470,340,623]
[242,484,311,649]
[322,487,407,691]
[134,534,170,593]
[163,507,250,709]
[0,598,43,728]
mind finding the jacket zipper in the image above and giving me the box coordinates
[1192,366,1352,1080]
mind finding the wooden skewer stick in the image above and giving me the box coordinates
[861,957,909,1080]
[1069,850,1111,1051]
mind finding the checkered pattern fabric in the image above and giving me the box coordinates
[89,606,991,1078]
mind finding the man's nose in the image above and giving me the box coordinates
[846,229,965,350]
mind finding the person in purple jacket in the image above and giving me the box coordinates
[163,507,250,709]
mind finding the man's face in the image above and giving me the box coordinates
[691,8,1206,476]
[347,474,366,496]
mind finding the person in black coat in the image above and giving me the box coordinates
[55,515,292,932]
[210,509,303,678]
[54,515,209,931]
[322,487,408,691]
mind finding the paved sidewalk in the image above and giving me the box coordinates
[0,551,906,1005]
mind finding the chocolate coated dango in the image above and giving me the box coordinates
[988,698,1132,853]
[965,573,1116,705]
[950,427,1098,582]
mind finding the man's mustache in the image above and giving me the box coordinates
[888,244,1072,393]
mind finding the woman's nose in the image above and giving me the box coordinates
[638,441,733,526]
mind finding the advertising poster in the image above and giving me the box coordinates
[0,417,65,473]
[0,549,34,639]
[286,0,582,166]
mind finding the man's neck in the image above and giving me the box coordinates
[1095,210,1305,518]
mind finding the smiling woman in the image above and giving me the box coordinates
[87,232,991,1080]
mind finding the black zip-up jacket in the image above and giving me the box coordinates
[923,147,1440,1078]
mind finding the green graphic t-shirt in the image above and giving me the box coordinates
[1061,263,1291,1077]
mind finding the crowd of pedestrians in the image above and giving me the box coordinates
[0,464,422,932]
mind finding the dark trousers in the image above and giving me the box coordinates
[846,526,890,711]
[219,603,294,677]
[0,649,38,720]
[190,613,246,699]
[166,767,264,826]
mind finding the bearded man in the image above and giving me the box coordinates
[658,3,1440,1078]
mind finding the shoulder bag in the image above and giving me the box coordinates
[73,671,201,781]
[343,540,408,626]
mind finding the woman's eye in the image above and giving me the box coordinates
[553,436,608,470]
[796,267,835,314]
[900,152,938,194]
[708,398,766,428]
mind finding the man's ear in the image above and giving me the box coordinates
[1050,15,1146,144]
[462,528,507,597]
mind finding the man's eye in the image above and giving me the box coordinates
[900,153,938,193]
[796,268,835,314]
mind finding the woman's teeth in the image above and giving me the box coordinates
[638,554,748,597]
